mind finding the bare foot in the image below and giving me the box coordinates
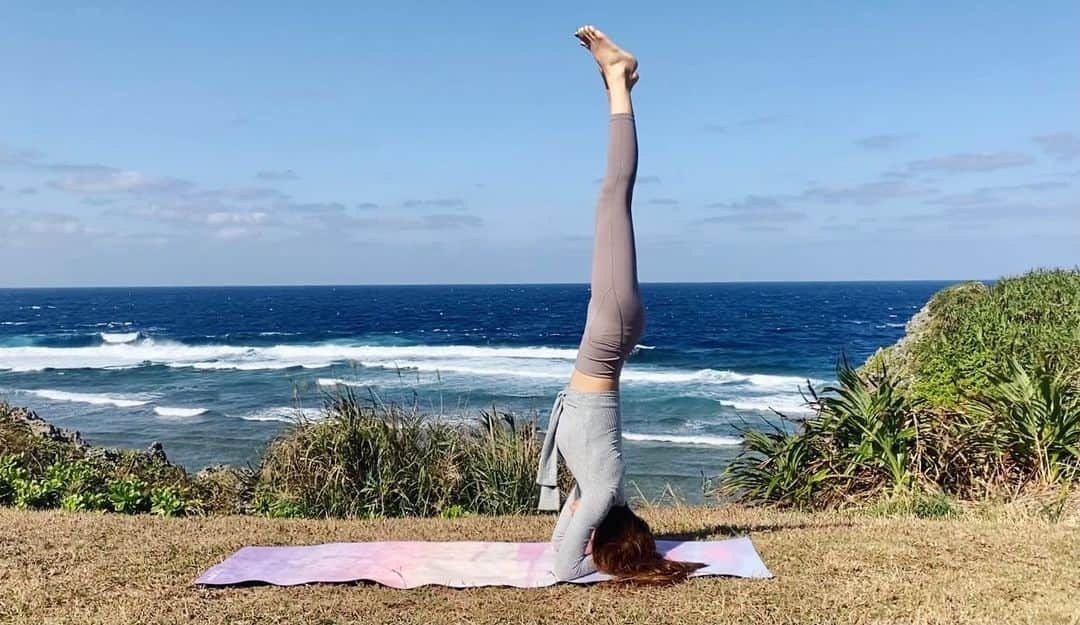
[573,25,638,89]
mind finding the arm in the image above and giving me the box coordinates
[552,488,618,580]
[550,483,581,551]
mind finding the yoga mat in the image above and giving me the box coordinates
[195,537,772,588]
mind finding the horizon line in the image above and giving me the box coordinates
[0,277,991,290]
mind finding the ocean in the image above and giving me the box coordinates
[0,282,947,501]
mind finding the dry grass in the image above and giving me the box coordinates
[1,505,1077,625]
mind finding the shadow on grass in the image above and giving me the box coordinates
[660,520,853,541]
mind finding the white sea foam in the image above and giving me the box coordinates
[1,321,28,326]
[25,389,151,408]
[100,332,140,344]
[317,377,369,387]
[153,406,208,418]
[723,396,814,414]
[0,339,814,405]
[622,432,743,447]
[238,406,322,422]
[0,341,573,373]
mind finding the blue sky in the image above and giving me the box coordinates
[1,2,1077,286]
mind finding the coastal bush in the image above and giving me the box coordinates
[0,454,25,505]
[108,478,149,514]
[0,402,208,516]
[874,269,1080,409]
[149,486,187,517]
[967,358,1080,485]
[60,492,109,512]
[253,391,543,518]
[722,362,925,508]
[722,357,1080,509]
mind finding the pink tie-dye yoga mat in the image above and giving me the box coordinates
[195,537,772,588]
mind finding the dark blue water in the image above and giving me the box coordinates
[0,282,947,500]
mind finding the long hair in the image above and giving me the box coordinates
[591,505,705,585]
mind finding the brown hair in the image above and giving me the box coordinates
[591,505,705,585]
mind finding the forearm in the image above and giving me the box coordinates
[550,484,581,551]
[552,491,615,580]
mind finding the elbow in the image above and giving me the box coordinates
[554,555,595,582]
[553,561,577,582]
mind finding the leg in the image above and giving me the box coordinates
[570,26,645,388]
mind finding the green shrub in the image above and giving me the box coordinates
[251,492,304,518]
[0,454,26,505]
[13,477,63,509]
[722,362,923,508]
[904,269,1080,408]
[722,425,827,508]
[439,504,467,519]
[967,358,1080,484]
[108,478,148,514]
[149,486,186,517]
[60,492,109,512]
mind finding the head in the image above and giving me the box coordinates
[591,505,704,585]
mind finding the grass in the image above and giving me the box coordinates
[1,504,1077,625]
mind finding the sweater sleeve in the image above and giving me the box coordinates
[552,487,618,581]
[550,483,580,552]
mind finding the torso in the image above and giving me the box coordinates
[568,367,620,392]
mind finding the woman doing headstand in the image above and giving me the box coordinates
[536,25,703,585]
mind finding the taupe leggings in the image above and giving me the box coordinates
[573,113,645,379]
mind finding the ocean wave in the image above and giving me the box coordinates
[622,432,742,447]
[722,396,814,414]
[1,321,28,326]
[100,332,140,344]
[0,339,813,398]
[153,406,208,418]
[25,389,152,408]
[0,340,578,372]
[238,406,322,422]
[876,322,906,329]
[317,377,369,387]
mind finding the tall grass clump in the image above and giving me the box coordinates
[722,362,927,508]
[252,390,543,518]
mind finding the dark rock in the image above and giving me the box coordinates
[86,446,121,464]
[5,406,85,446]
[147,441,168,463]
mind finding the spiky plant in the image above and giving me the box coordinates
[968,359,1080,485]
